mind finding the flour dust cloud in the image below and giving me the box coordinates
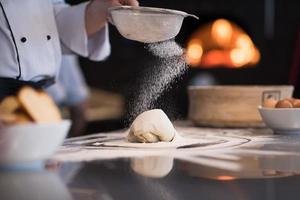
[129,40,188,121]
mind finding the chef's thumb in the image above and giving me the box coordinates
[120,0,139,7]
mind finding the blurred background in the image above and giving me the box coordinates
[65,0,300,134]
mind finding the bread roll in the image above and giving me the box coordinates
[18,87,62,123]
[0,96,20,114]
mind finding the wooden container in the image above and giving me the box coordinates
[188,85,294,127]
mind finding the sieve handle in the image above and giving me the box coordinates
[185,13,199,20]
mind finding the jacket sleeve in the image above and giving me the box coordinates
[52,1,111,61]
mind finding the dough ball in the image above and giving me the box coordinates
[128,109,176,143]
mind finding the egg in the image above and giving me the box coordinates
[263,98,278,108]
[285,98,296,103]
[275,99,293,108]
[292,99,300,108]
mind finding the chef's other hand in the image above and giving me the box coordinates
[86,0,139,37]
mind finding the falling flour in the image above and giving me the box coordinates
[147,40,184,58]
[129,40,187,121]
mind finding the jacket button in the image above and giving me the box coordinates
[20,37,27,43]
[47,35,51,40]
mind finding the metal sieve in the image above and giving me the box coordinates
[108,6,198,43]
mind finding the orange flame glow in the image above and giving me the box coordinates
[211,19,233,47]
[186,19,260,68]
[236,34,252,49]
[230,48,249,67]
[186,39,203,66]
[216,176,236,181]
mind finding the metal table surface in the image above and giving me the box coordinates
[2,124,300,200]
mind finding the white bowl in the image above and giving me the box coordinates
[258,106,300,134]
[0,120,70,164]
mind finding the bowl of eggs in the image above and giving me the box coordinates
[259,98,300,134]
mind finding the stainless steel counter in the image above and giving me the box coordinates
[2,124,300,200]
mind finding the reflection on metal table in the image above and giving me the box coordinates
[2,123,300,200]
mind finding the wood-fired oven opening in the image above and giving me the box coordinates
[186,19,260,69]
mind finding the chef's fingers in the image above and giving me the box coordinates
[120,0,139,6]
[111,0,122,7]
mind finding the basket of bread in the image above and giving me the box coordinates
[0,86,70,164]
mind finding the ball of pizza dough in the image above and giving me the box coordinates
[128,109,176,143]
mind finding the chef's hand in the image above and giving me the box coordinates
[86,0,139,37]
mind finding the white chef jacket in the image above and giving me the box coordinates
[0,0,111,81]
[46,55,89,106]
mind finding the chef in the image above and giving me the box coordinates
[46,55,90,137]
[0,0,139,100]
